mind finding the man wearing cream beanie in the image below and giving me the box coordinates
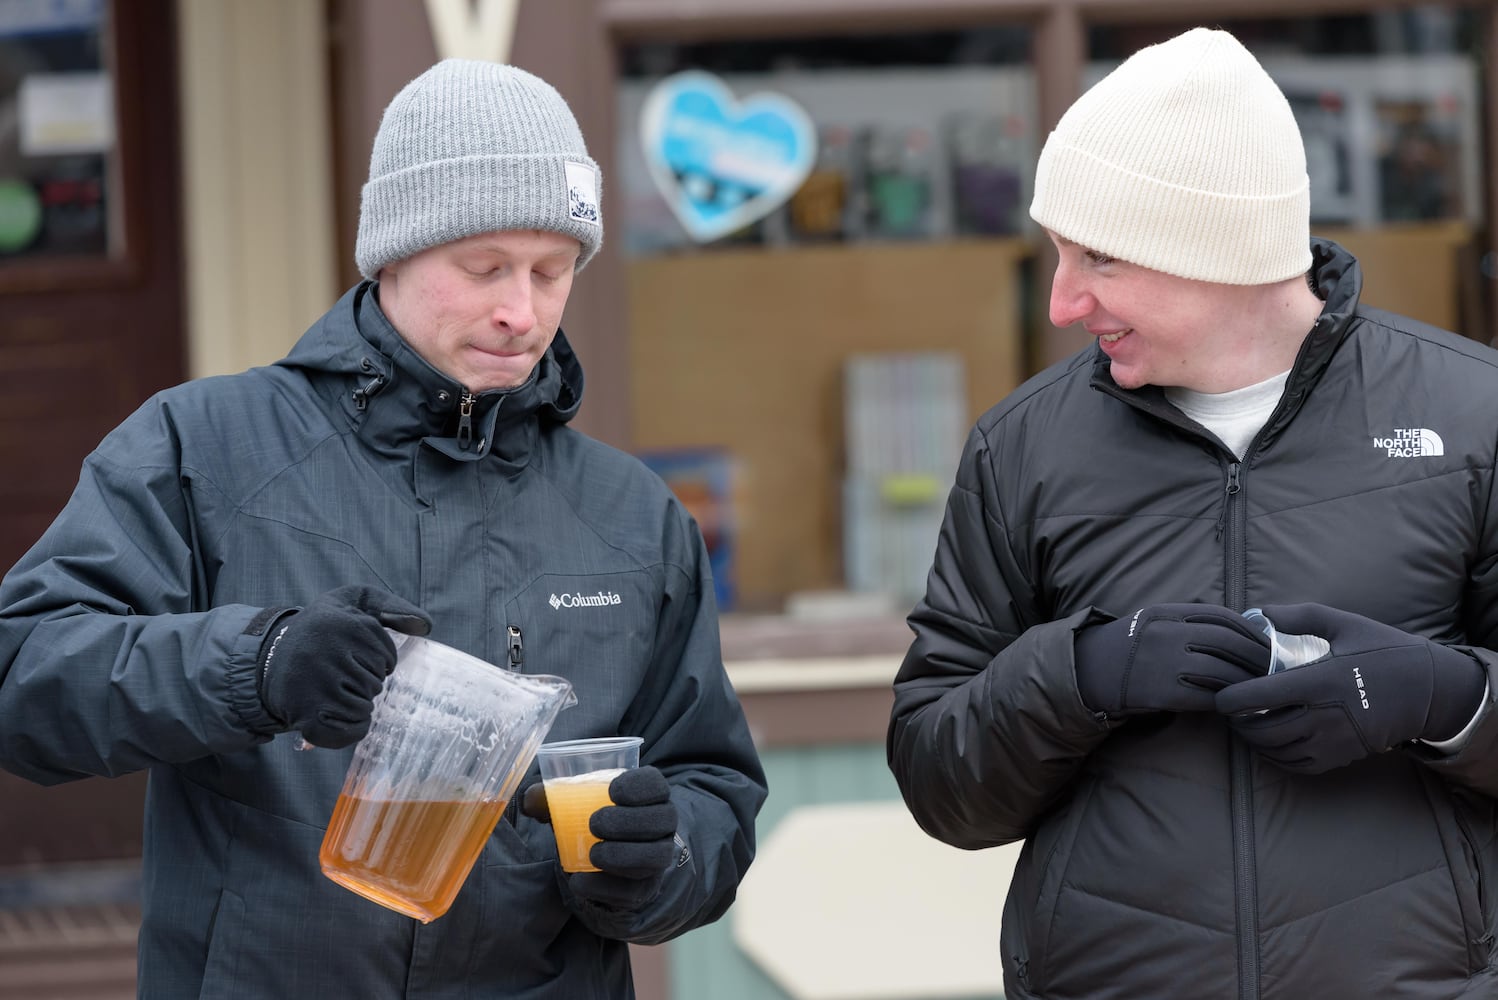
[891,26,1498,1000]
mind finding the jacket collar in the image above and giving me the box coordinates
[1089,238,1363,439]
[278,282,584,472]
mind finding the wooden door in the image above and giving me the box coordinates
[0,0,183,865]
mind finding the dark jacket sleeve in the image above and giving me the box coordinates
[0,399,277,784]
[566,511,767,945]
[887,427,1114,850]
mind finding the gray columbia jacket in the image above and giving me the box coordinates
[889,239,1498,1000]
[0,283,767,999]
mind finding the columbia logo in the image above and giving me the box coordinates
[1372,428,1443,458]
[549,591,622,609]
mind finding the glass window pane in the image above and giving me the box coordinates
[0,0,118,262]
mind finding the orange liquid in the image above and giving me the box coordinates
[319,793,507,923]
[544,771,621,872]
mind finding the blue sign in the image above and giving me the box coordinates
[639,71,816,244]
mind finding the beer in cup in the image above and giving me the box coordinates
[535,736,643,873]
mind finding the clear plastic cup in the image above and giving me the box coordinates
[1242,608,1331,674]
[535,736,643,873]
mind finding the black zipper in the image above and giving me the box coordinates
[1455,808,1492,949]
[1216,463,1242,541]
[506,625,523,672]
[503,624,525,827]
[1220,457,1259,1000]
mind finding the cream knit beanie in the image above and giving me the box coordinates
[356,60,603,280]
[1030,28,1311,285]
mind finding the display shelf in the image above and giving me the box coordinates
[630,238,1029,609]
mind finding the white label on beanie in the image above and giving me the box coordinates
[565,161,601,226]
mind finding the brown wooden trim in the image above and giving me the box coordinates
[1485,8,1498,346]
[603,0,1483,36]
[601,0,1052,41]
[325,0,437,294]
[1076,0,1432,21]
[512,0,633,448]
[1032,4,1094,366]
[721,615,911,662]
[738,685,894,747]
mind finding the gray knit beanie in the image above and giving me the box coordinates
[356,59,603,280]
[1030,28,1311,285]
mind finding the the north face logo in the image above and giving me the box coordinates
[549,591,622,609]
[1372,428,1443,458]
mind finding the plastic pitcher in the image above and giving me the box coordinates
[318,633,576,922]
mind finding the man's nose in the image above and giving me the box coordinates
[494,277,538,334]
[1048,260,1096,329]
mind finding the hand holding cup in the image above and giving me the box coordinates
[528,737,678,909]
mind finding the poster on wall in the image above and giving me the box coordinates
[638,70,816,245]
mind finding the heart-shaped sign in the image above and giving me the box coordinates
[639,71,817,244]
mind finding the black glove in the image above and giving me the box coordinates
[1073,603,1271,717]
[256,584,432,748]
[1215,602,1487,774]
[523,766,679,909]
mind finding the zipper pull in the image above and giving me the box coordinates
[1216,462,1241,540]
[352,357,387,411]
[457,392,476,448]
[506,625,523,672]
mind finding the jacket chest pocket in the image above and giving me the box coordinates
[503,571,656,739]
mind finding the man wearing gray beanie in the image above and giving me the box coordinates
[0,59,765,998]
[891,27,1498,1000]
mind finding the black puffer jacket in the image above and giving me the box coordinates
[888,239,1498,1000]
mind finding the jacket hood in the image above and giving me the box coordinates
[275,282,584,468]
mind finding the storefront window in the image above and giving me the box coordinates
[0,0,118,263]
